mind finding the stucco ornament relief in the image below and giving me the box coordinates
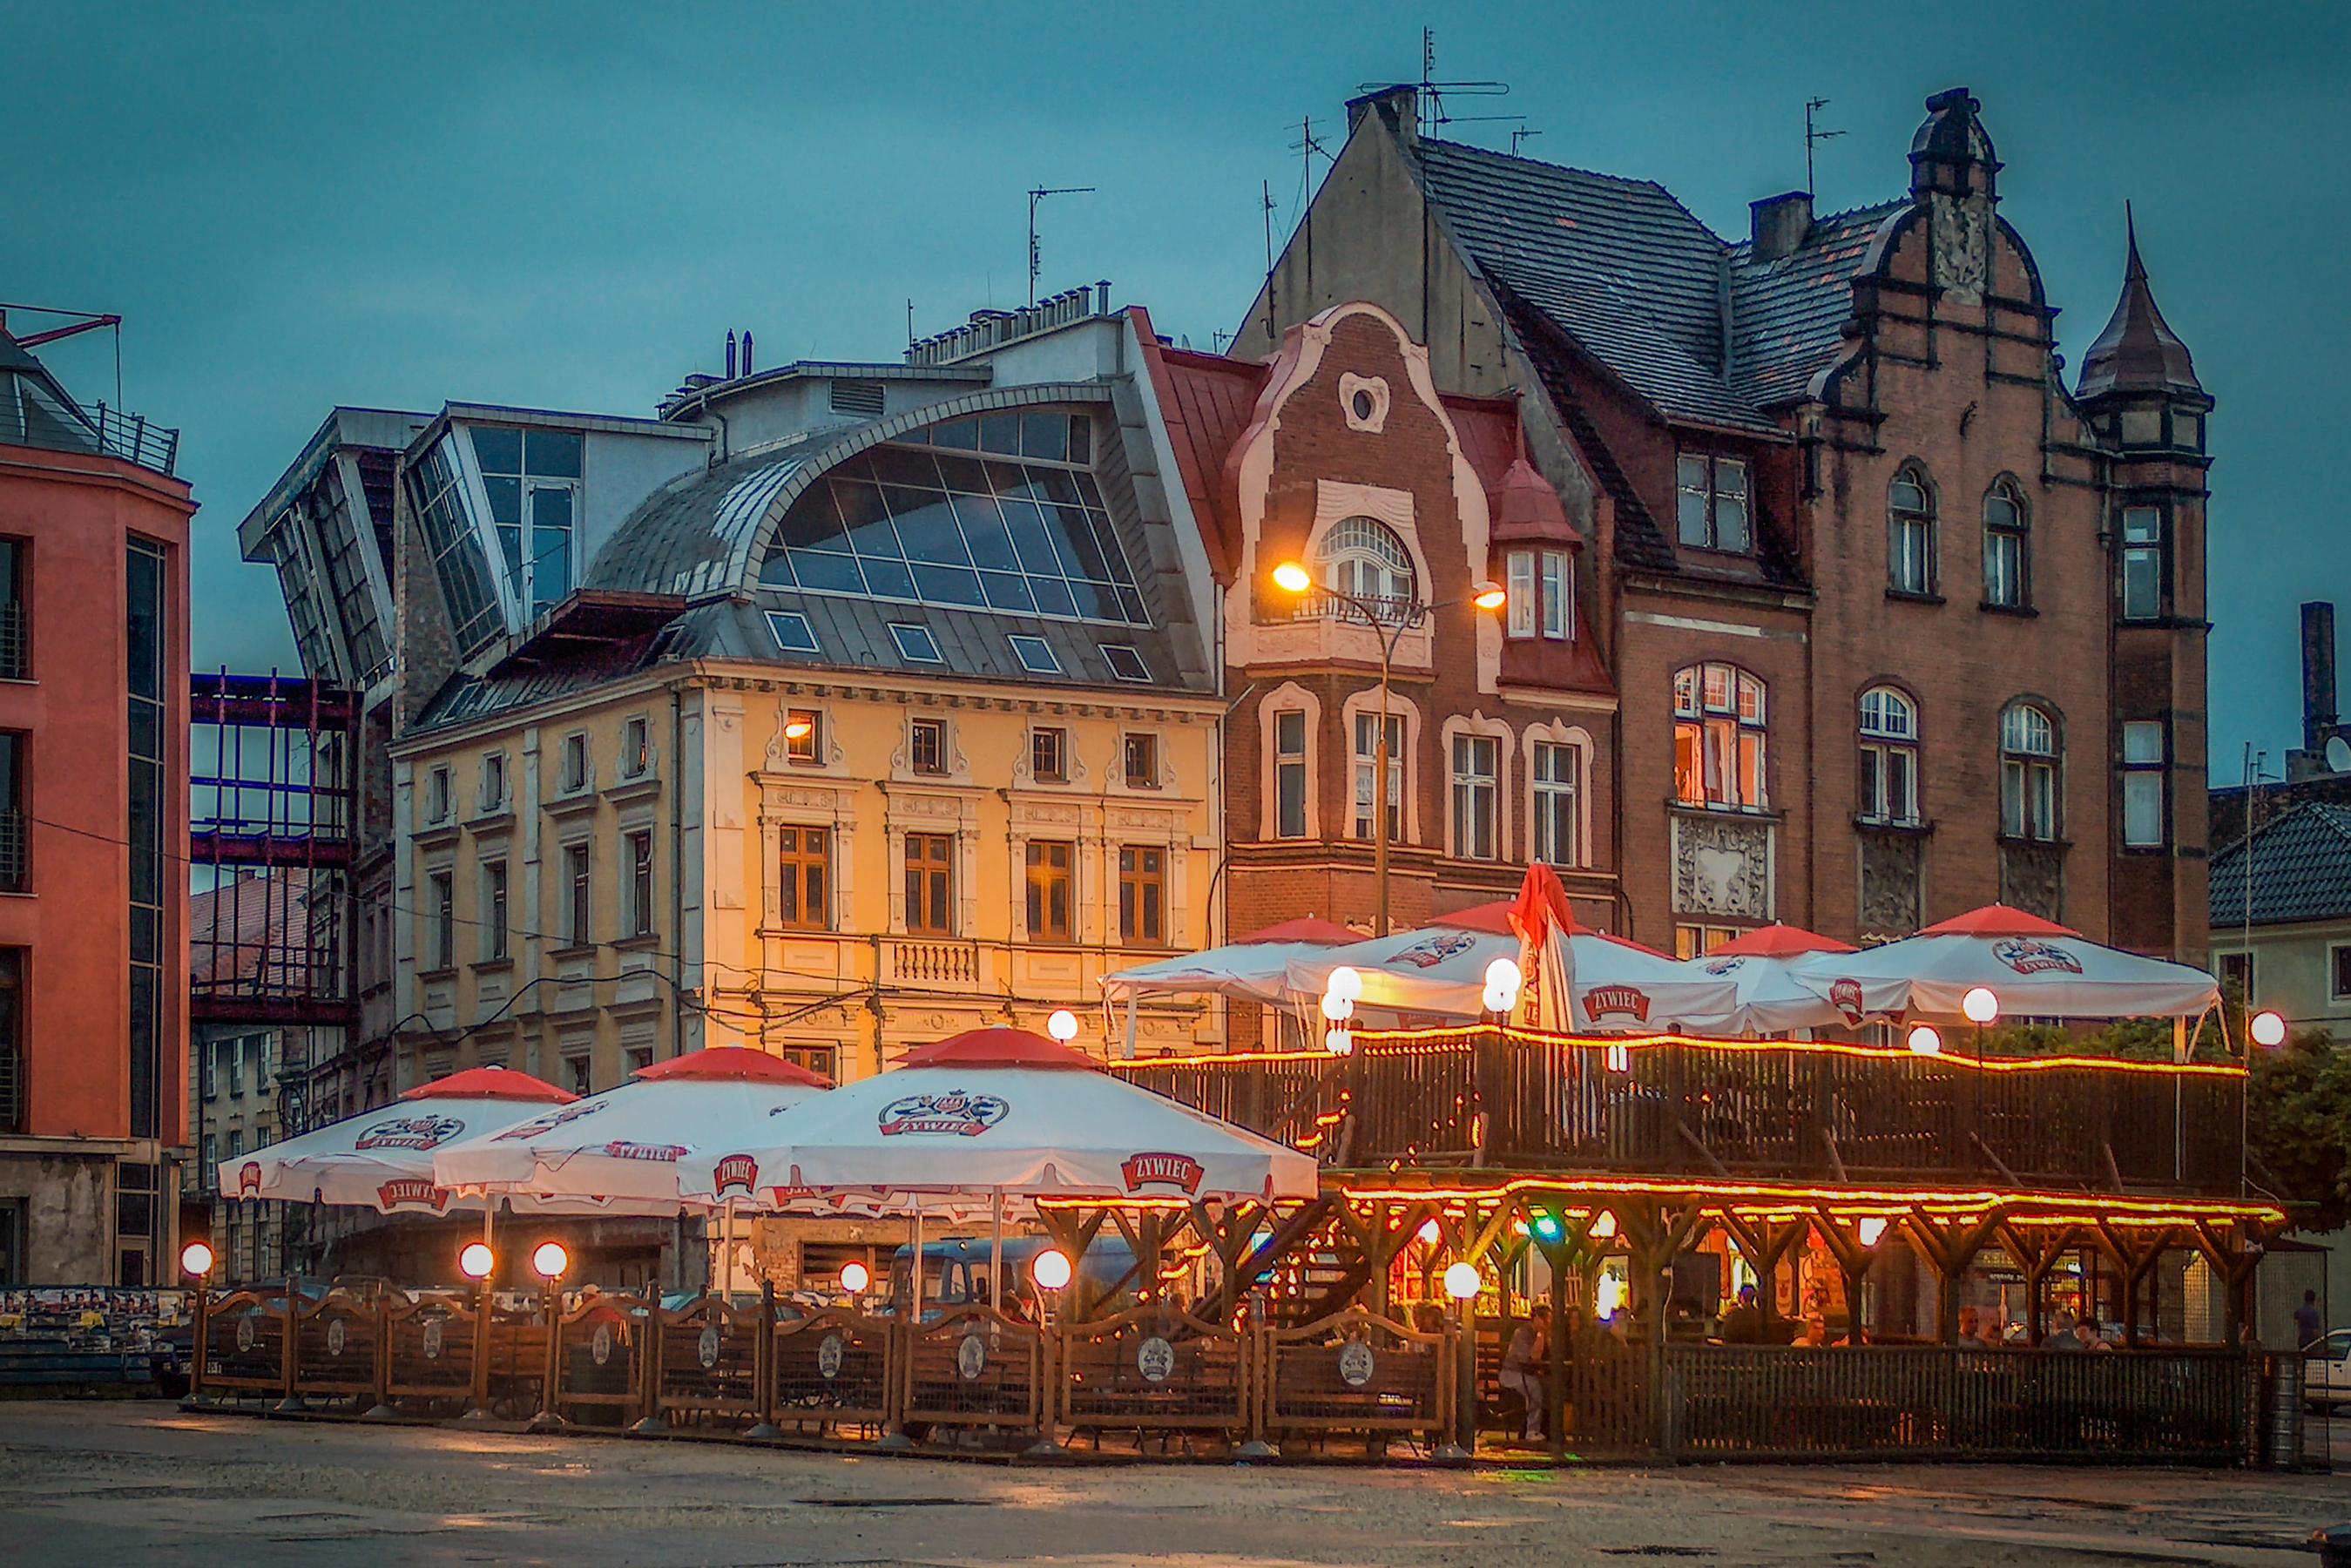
[1672,814,1772,920]
[1339,373,1391,434]
[1929,194,1990,305]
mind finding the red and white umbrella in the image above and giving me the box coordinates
[219,1066,576,1215]
[1669,923,1858,1036]
[434,1047,831,1213]
[1293,889,1737,1032]
[1792,904,2221,1024]
[676,1027,1317,1213]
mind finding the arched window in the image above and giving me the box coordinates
[1857,686,1920,826]
[1888,465,1936,596]
[1673,662,1767,811]
[1983,479,2030,610]
[1999,703,2059,841]
[1314,517,1416,623]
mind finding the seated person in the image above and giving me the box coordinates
[1794,1316,1834,1348]
[1718,1285,1763,1344]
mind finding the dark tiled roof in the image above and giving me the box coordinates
[1415,139,1889,430]
[1500,295,1678,573]
[1727,202,1902,408]
[2210,803,2351,927]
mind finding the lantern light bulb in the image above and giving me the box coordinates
[1046,1009,1080,1043]
[458,1241,495,1281]
[1961,987,2000,1026]
[1031,1247,1073,1291]
[179,1240,214,1278]
[1320,991,1354,1022]
[840,1260,871,1294]
[530,1240,570,1280]
[1328,966,1364,1003]
[1323,1026,1353,1057]
[2251,1010,2287,1048]
[1471,581,1508,612]
[1907,1024,1943,1057]
[1271,561,1314,594]
[1442,1261,1483,1301]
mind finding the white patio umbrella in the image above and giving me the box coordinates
[1791,904,2222,1024]
[220,1065,578,1216]
[1290,896,1740,1032]
[1668,923,1859,1036]
[1101,916,1357,1054]
[433,1046,832,1212]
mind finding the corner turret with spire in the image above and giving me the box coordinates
[2076,205,2212,452]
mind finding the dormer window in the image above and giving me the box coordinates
[1675,456,1750,554]
[1504,549,1573,640]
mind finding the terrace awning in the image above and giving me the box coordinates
[1669,923,1859,1035]
[1100,916,1357,1005]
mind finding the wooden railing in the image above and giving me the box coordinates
[1113,1028,2247,1197]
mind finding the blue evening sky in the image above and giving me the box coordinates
[5,1,2343,774]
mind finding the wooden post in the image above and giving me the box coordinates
[274,1274,302,1413]
[1543,1233,1570,1462]
[186,1281,210,1405]
[746,1280,780,1440]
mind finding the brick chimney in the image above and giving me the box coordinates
[1348,84,1419,148]
[2304,600,2339,752]
[1749,192,1813,261]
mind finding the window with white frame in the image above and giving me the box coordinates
[470,425,582,614]
[1531,740,1580,867]
[1857,686,1921,826]
[1502,547,1574,640]
[1999,703,2060,841]
[1676,455,1750,553]
[1450,733,1500,861]
[1673,663,1767,811]
[1888,465,1936,596]
[1351,711,1403,841]
[1314,517,1416,624]
[1983,480,2030,610]
[2121,506,2165,620]
[2121,720,2165,848]
[1273,710,1308,839]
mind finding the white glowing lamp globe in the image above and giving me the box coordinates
[1319,990,1355,1023]
[1031,1247,1073,1292]
[530,1240,570,1280]
[179,1240,214,1279]
[458,1241,495,1281]
[1961,987,2000,1026]
[1482,987,1515,1015]
[1906,1024,1943,1058]
[1416,1219,1442,1246]
[2251,1010,2288,1048]
[1323,1025,1354,1057]
[1856,1217,1888,1248]
[1046,1009,1080,1043]
[1328,966,1364,1003]
[839,1260,871,1294]
[1442,1261,1483,1301]
[1483,956,1523,994]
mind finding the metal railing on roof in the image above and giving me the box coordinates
[905,282,1114,368]
[0,390,179,476]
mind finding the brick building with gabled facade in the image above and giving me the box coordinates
[1234,84,2213,959]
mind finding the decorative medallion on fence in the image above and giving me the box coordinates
[326,1318,346,1358]
[1119,1152,1206,1195]
[818,1332,845,1381]
[956,1333,989,1380]
[354,1115,466,1151]
[1995,937,2084,976]
[236,1315,256,1352]
[699,1326,721,1369]
[591,1323,613,1366]
[1137,1335,1174,1383]
[880,1090,1010,1138]
[422,1318,444,1360]
[1338,1340,1375,1387]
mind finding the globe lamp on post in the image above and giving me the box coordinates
[2251,1010,2287,1048]
[1046,1009,1080,1044]
[1438,1260,1483,1462]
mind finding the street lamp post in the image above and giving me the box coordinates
[1270,562,1504,936]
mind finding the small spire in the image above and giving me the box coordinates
[2124,200,2147,282]
[2077,206,2202,403]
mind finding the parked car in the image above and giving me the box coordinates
[2305,1328,2351,1409]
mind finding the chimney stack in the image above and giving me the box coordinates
[1348,84,1419,148]
[2304,600,2339,753]
[1749,192,1814,261]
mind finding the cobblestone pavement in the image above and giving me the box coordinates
[2,1402,2344,1566]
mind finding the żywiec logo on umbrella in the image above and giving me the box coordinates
[1703,956,1746,977]
[236,1161,263,1197]
[1395,931,1475,970]
[375,1178,449,1212]
[354,1115,466,1152]
[1828,977,1867,1026]
[1120,1152,1206,1195]
[493,1101,606,1142]
[878,1089,1009,1137]
[601,1141,689,1163]
[710,1153,759,1197]
[1994,937,2084,977]
[1583,985,1652,1023]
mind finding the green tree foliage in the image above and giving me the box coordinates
[2246,1030,2351,1232]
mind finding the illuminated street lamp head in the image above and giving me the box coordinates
[2251,1010,2288,1048]
[1270,560,1314,595]
[839,1260,871,1294]
[1906,1024,1943,1057]
[530,1240,570,1281]
[1470,579,1507,612]
[1046,1008,1080,1043]
[179,1240,214,1279]
[1961,986,2000,1026]
[1442,1261,1482,1301]
[1031,1247,1073,1292]
[1328,966,1364,1003]
[458,1241,495,1281]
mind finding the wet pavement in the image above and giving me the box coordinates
[1,1401,2344,1565]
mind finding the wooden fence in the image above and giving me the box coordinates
[189,1282,2280,1465]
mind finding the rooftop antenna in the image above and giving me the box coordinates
[1510,127,1543,156]
[906,298,915,348]
[1027,185,1097,307]
[1805,97,1845,196]
[1365,27,1510,141]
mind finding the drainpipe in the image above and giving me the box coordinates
[670,683,686,1063]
